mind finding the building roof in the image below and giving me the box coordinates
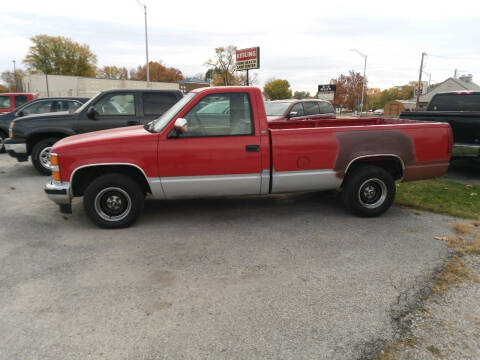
[178,77,209,85]
[418,77,480,103]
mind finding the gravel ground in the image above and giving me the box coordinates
[443,159,480,186]
[394,255,480,360]
[0,155,467,360]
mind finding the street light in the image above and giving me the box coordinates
[350,49,367,116]
[136,0,150,88]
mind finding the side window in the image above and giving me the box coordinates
[22,100,55,115]
[290,103,304,117]
[94,94,135,115]
[0,96,11,109]
[15,95,29,107]
[304,102,320,115]
[143,92,178,116]
[180,92,253,137]
[67,101,83,112]
[319,102,334,114]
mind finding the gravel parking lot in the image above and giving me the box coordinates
[0,155,457,360]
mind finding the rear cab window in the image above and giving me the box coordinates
[319,101,334,114]
[15,95,28,107]
[143,92,179,116]
[428,93,480,111]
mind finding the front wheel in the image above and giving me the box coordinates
[341,165,396,217]
[83,173,145,229]
[31,138,60,175]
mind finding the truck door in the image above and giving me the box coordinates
[157,92,263,199]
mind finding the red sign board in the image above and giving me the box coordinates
[236,47,260,71]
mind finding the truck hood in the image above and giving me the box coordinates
[54,125,152,149]
[14,111,72,125]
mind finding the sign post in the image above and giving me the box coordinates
[236,47,260,86]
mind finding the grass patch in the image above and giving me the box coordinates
[432,255,473,293]
[396,179,480,219]
[426,345,441,356]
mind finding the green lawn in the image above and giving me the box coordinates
[396,179,480,220]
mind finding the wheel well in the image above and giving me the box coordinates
[344,156,404,183]
[0,128,7,138]
[27,133,68,154]
[71,165,152,197]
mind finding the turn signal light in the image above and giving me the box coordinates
[52,171,61,182]
[50,154,59,166]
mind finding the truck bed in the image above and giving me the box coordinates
[268,117,421,130]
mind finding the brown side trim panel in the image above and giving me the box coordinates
[403,161,450,182]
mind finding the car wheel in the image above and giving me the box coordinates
[31,138,60,175]
[83,173,144,229]
[341,165,396,217]
[0,131,5,153]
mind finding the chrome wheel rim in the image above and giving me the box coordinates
[39,146,53,170]
[358,178,387,209]
[94,187,132,222]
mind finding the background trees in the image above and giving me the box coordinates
[1,70,26,91]
[366,86,414,110]
[24,34,97,77]
[97,66,128,80]
[130,61,184,82]
[263,79,292,100]
[293,91,311,99]
[205,45,247,86]
[330,71,366,111]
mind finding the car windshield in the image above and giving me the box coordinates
[0,95,11,109]
[265,102,291,116]
[74,93,102,114]
[151,92,196,133]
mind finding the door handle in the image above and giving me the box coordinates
[245,145,260,152]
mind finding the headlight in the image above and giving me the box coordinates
[9,122,14,138]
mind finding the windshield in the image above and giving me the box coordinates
[74,92,102,114]
[265,102,291,116]
[151,92,196,132]
[0,95,11,109]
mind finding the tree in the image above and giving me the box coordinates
[330,71,366,111]
[366,85,414,110]
[205,46,244,86]
[97,66,128,80]
[1,70,26,91]
[264,79,292,100]
[130,61,184,82]
[293,91,310,99]
[24,34,97,77]
[0,84,8,93]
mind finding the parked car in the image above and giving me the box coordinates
[44,86,452,228]
[5,89,183,174]
[265,99,335,122]
[0,97,88,153]
[0,93,38,114]
[373,109,384,115]
[399,91,480,160]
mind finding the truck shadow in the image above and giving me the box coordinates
[444,159,480,185]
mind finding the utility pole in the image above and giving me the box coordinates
[415,52,426,111]
[350,49,367,116]
[136,1,150,88]
[454,69,457,79]
[12,60,17,92]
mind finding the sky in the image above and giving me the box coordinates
[1,0,479,94]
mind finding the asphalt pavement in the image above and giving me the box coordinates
[0,155,457,360]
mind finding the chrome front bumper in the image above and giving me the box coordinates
[452,143,480,158]
[4,142,27,153]
[44,180,72,213]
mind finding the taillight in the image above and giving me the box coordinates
[447,127,453,154]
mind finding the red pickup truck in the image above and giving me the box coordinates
[45,86,452,228]
[0,93,37,113]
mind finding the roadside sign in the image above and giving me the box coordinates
[236,47,260,71]
[317,84,336,101]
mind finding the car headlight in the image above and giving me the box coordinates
[9,122,14,138]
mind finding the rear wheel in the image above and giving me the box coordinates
[341,165,396,217]
[83,173,145,229]
[31,138,60,175]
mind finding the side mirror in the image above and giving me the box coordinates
[287,111,298,119]
[87,106,99,120]
[174,117,188,134]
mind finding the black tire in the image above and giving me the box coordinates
[83,173,144,229]
[0,131,6,153]
[31,138,60,175]
[341,165,396,217]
